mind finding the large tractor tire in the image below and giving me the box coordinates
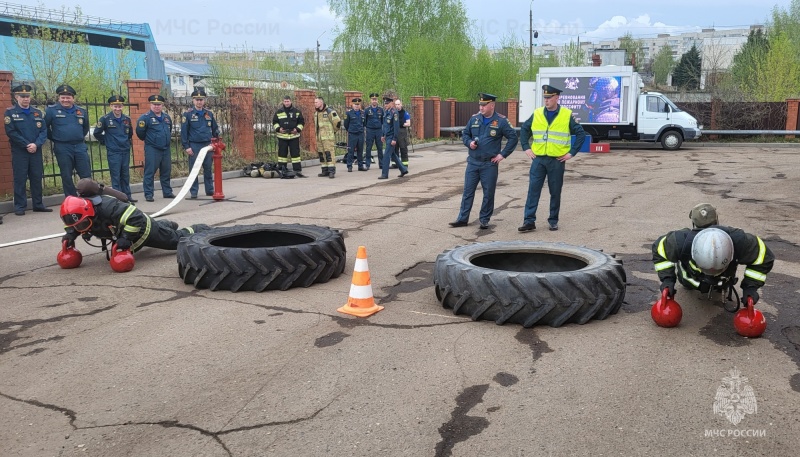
[177,224,346,292]
[434,241,626,327]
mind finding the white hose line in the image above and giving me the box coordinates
[0,145,213,249]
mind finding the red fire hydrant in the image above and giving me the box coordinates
[211,137,227,201]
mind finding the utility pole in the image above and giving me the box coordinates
[316,30,326,93]
[529,5,532,79]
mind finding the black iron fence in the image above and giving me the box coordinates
[13,93,351,198]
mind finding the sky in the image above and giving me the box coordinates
[33,0,793,52]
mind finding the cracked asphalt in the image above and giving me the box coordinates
[1,142,799,456]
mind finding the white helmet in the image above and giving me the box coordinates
[691,228,734,276]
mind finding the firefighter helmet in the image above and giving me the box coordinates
[691,228,734,276]
[60,196,95,233]
[689,203,718,228]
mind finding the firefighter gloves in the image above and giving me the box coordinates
[742,288,759,306]
[660,279,676,298]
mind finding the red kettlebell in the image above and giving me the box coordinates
[109,243,135,273]
[733,297,766,338]
[57,240,83,269]
[651,289,683,328]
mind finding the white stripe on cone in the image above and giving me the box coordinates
[354,258,369,272]
[348,284,374,299]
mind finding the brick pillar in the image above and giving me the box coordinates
[429,96,441,139]
[125,80,163,167]
[294,89,316,153]
[785,99,800,139]
[410,96,424,140]
[343,90,362,110]
[446,98,457,127]
[0,71,13,196]
[225,86,255,161]
[507,98,518,127]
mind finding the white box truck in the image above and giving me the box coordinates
[519,66,702,150]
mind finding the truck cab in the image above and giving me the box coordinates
[637,91,702,150]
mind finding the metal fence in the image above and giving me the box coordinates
[18,93,352,196]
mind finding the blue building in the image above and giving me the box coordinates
[0,2,166,89]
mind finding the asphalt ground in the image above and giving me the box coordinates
[1,143,798,456]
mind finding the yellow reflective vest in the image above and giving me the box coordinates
[531,107,572,157]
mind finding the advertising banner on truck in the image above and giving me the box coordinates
[554,75,622,124]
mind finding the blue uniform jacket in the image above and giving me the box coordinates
[462,112,519,161]
[365,106,384,129]
[93,112,133,151]
[136,111,173,150]
[45,104,90,143]
[343,109,365,134]
[180,109,220,148]
[382,108,400,143]
[4,105,48,152]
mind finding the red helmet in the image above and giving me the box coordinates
[60,196,95,233]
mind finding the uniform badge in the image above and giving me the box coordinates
[138,120,145,127]
[3,116,10,124]
[204,113,210,120]
[207,121,211,126]
[490,129,497,137]
[490,120,498,127]
[78,118,84,124]
[34,112,40,117]
[123,119,129,125]
[36,121,42,128]
[96,121,103,128]
[76,110,82,116]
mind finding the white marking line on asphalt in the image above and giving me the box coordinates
[0,145,212,249]
[406,310,471,320]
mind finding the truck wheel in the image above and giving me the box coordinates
[660,131,683,150]
[434,241,626,328]
[177,224,346,292]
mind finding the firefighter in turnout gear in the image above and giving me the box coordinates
[652,203,774,310]
[272,95,306,177]
[313,96,342,178]
[60,195,211,254]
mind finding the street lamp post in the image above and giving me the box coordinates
[529,1,538,80]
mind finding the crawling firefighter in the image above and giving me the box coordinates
[59,182,212,270]
[652,203,774,312]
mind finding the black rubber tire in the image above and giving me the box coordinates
[177,224,346,292]
[660,130,683,150]
[434,241,626,327]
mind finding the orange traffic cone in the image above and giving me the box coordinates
[338,246,384,317]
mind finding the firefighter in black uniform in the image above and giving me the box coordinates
[364,93,384,168]
[272,95,306,177]
[4,83,50,217]
[652,203,774,309]
[344,97,366,171]
[60,195,211,253]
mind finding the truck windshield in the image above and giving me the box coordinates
[664,98,683,112]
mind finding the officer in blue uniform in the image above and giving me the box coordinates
[135,95,174,202]
[45,84,91,196]
[180,88,220,199]
[449,93,518,230]
[378,96,409,180]
[364,92,384,168]
[93,95,135,202]
[343,97,366,171]
[4,84,50,216]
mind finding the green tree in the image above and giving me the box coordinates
[560,40,586,67]
[729,29,770,96]
[651,45,675,86]
[672,44,701,90]
[329,0,473,98]
[770,0,800,60]
[753,32,800,101]
[618,32,645,71]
